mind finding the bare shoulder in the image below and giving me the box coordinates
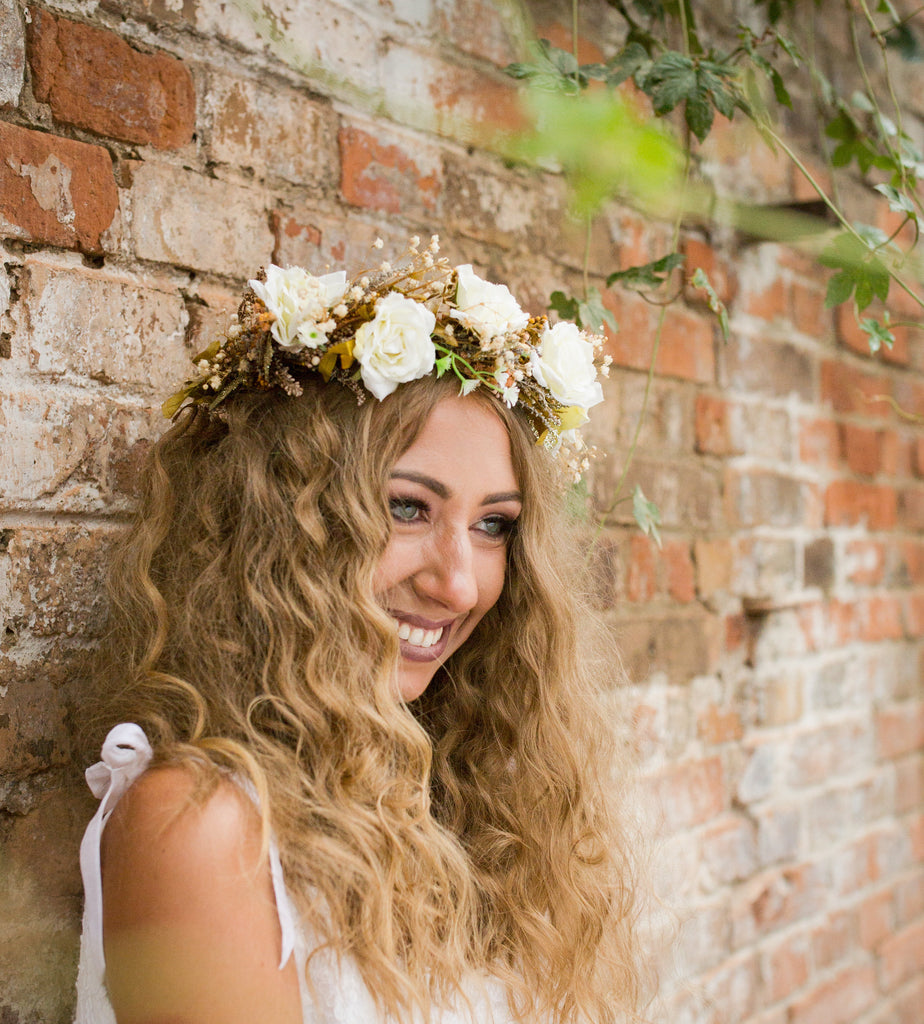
[101,764,301,1024]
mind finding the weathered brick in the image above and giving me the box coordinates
[695,394,741,456]
[812,910,853,970]
[0,0,25,108]
[129,162,273,277]
[27,7,195,149]
[270,206,408,272]
[339,122,442,217]
[663,540,695,603]
[825,480,897,529]
[788,720,870,788]
[19,256,189,389]
[898,484,924,530]
[625,534,656,603]
[695,537,734,600]
[725,334,814,401]
[683,234,738,306]
[0,387,161,511]
[750,671,804,727]
[0,122,117,252]
[804,536,835,588]
[788,964,877,1024]
[762,930,810,1002]
[727,469,814,529]
[433,0,517,66]
[617,612,720,685]
[877,702,924,759]
[380,42,526,138]
[799,416,839,469]
[839,421,883,476]
[701,816,757,886]
[821,359,892,417]
[648,756,726,831]
[879,919,924,991]
[845,539,885,585]
[205,71,337,186]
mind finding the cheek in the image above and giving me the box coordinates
[372,538,403,594]
[476,552,508,616]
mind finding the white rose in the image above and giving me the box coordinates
[451,264,529,344]
[530,321,604,411]
[353,292,437,400]
[249,265,347,350]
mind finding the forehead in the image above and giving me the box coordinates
[393,397,518,492]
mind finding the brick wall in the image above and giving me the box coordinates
[1,1,922,1021]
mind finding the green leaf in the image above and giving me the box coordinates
[770,68,792,108]
[642,52,697,115]
[685,87,714,141]
[578,287,618,334]
[632,484,662,547]
[825,271,856,307]
[860,313,895,354]
[874,183,917,215]
[564,476,590,520]
[549,290,580,321]
[435,354,452,376]
[691,267,730,342]
[607,252,685,290]
[604,41,651,88]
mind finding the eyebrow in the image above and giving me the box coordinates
[390,471,522,506]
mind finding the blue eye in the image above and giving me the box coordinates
[390,497,427,523]
[479,515,517,540]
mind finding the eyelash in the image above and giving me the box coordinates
[388,497,518,540]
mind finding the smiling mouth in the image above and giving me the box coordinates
[391,616,454,662]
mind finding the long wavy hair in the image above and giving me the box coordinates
[92,373,643,1022]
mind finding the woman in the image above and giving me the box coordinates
[76,238,642,1023]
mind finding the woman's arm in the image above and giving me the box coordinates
[101,766,303,1024]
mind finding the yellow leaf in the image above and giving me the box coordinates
[558,406,589,431]
[317,339,355,381]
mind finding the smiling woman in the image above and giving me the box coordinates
[77,246,643,1024]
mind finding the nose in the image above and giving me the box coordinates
[413,530,479,613]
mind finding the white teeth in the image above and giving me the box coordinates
[394,620,443,648]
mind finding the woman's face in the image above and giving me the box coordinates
[373,396,522,701]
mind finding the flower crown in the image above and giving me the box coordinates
[163,237,610,479]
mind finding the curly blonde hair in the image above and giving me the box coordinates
[92,374,643,1022]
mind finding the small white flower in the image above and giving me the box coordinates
[493,367,519,408]
[249,265,347,351]
[451,265,529,345]
[530,321,603,412]
[353,292,437,400]
[373,238,384,249]
[459,378,481,396]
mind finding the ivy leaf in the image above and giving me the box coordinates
[506,39,585,93]
[577,287,618,334]
[632,485,662,548]
[691,267,730,342]
[642,52,698,115]
[685,87,714,140]
[860,312,895,354]
[604,41,651,88]
[819,230,891,312]
[607,253,685,290]
[874,183,917,216]
[549,290,580,321]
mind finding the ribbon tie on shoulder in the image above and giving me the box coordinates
[79,723,153,980]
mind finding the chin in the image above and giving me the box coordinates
[396,665,439,702]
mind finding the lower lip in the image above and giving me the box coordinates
[398,626,452,662]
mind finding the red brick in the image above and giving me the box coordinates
[626,534,656,603]
[0,122,117,252]
[812,910,853,970]
[912,812,924,861]
[743,275,786,321]
[904,593,924,637]
[695,538,734,598]
[799,417,840,468]
[863,594,904,642]
[27,7,194,149]
[879,429,912,478]
[839,422,882,476]
[762,932,810,1002]
[698,705,744,745]
[339,124,442,216]
[821,359,892,418]
[683,235,737,305]
[900,540,924,584]
[824,480,897,529]
[845,539,886,585]
[789,964,878,1024]
[726,336,814,401]
[898,485,924,530]
[695,395,741,455]
[876,702,924,759]
[914,437,924,478]
[647,756,726,830]
[728,469,813,528]
[859,889,894,949]
[879,919,924,990]
[662,540,695,603]
[895,754,924,813]
[437,0,517,65]
[617,613,720,684]
[604,294,715,383]
[895,868,924,926]
[790,279,831,339]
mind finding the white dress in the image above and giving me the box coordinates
[74,724,514,1024]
